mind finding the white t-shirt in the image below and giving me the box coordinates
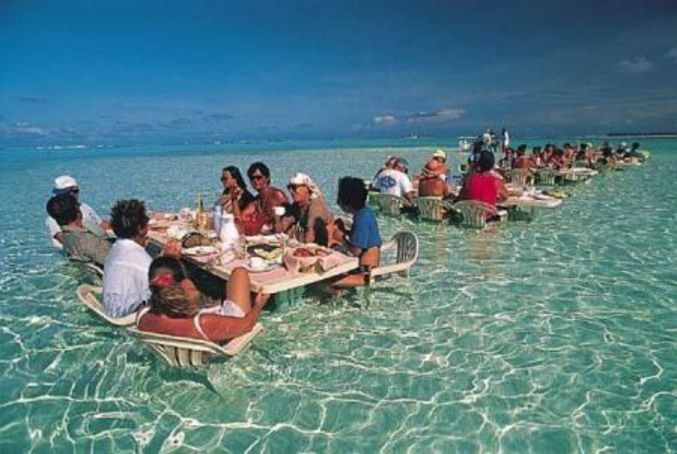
[375,169,414,198]
[103,239,152,318]
[47,202,104,248]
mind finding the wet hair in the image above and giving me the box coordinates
[337,177,368,210]
[147,256,199,318]
[580,143,589,150]
[110,199,149,239]
[631,142,640,150]
[247,162,271,181]
[476,150,495,172]
[222,166,249,192]
[517,144,527,152]
[47,193,79,226]
[532,147,541,154]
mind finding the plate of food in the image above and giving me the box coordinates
[245,257,278,273]
[292,246,332,258]
[247,244,284,262]
[183,246,219,256]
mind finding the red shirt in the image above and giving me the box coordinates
[464,172,498,206]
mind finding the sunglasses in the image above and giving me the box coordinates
[287,184,305,191]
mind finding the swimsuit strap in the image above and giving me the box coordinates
[192,305,222,341]
[135,306,151,327]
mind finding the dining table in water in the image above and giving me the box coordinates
[147,213,358,294]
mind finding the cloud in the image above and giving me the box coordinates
[618,57,654,73]
[17,96,48,104]
[11,121,48,135]
[405,108,464,122]
[373,115,398,125]
[203,113,234,122]
[667,47,677,62]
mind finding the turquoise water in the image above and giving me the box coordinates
[0,140,675,452]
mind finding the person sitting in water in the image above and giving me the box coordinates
[624,142,644,161]
[374,158,415,202]
[136,257,268,342]
[499,147,515,171]
[103,199,181,318]
[246,162,288,233]
[418,149,452,198]
[458,150,509,209]
[276,173,334,245]
[373,155,398,181]
[46,193,111,266]
[272,203,301,237]
[529,147,543,168]
[549,147,568,170]
[46,175,109,248]
[513,145,531,169]
[217,166,255,214]
[331,177,382,288]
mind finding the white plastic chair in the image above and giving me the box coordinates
[76,284,137,326]
[371,231,419,280]
[415,197,450,222]
[450,200,498,229]
[128,323,264,367]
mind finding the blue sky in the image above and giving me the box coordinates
[1,0,677,146]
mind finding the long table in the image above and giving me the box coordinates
[147,227,358,294]
[500,195,563,209]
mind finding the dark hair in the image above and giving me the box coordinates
[532,146,541,153]
[47,193,79,226]
[476,150,495,172]
[312,217,329,247]
[110,199,149,239]
[247,162,271,180]
[517,144,527,152]
[147,257,196,318]
[337,177,368,210]
[631,142,640,149]
[281,202,300,221]
[222,166,249,191]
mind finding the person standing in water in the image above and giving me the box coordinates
[501,127,510,153]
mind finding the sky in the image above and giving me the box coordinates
[1,0,677,147]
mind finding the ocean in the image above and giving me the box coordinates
[0,138,675,452]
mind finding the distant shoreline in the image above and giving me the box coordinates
[576,133,677,139]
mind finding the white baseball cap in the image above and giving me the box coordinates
[53,175,78,193]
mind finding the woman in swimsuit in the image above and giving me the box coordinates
[136,257,268,342]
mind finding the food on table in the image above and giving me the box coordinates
[293,246,331,258]
[247,244,283,261]
[182,232,211,248]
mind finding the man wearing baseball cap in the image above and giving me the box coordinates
[418,149,452,198]
[46,175,108,248]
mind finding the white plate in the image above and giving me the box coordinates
[245,258,278,273]
[183,246,218,256]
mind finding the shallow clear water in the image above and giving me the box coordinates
[0,140,675,452]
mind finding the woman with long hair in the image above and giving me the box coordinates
[136,257,268,341]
